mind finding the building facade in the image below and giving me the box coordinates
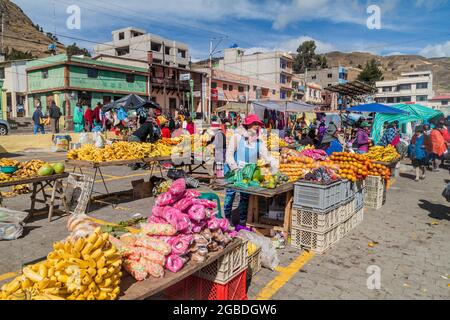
[216,48,294,101]
[375,71,434,105]
[297,66,348,89]
[428,94,450,115]
[0,60,30,119]
[93,27,190,69]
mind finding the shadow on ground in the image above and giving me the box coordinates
[418,199,450,222]
[400,173,417,181]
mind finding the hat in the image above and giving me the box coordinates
[360,122,370,128]
[243,114,264,127]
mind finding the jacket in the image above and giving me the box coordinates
[225,126,278,172]
[429,129,447,156]
[49,105,61,119]
[32,109,44,125]
[356,129,370,152]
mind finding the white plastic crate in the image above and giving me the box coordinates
[338,198,356,222]
[341,180,366,202]
[196,239,248,285]
[294,180,343,211]
[247,248,262,278]
[366,176,385,190]
[355,189,365,211]
[365,181,386,210]
[291,205,341,232]
[291,226,340,254]
[339,208,364,238]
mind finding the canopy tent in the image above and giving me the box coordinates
[250,100,316,120]
[102,94,161,112]
[347,103,409,115]
[372,104,443,144]
[216,102,248,114]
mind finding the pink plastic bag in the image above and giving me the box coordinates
[191,221,206,233]
[151,206,165,218]
[168,235,193,256]
[155,192,175,207]
[227,230,238,238]
[148,215,168,224]
[169,179,186,198]
[185,190,201,199]
[188,205,206,222]
[163,207,191,232]
[207,217,220,230]
[193,199,217,209]
[165,254,186,273]
[218,219,230,232]
[173,197,194,212]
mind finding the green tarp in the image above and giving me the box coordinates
[372,104,443,144]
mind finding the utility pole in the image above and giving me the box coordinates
[163,41,167,114]
[1,10,4,58]
[208,36,228,122]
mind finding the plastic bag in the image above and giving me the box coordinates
[141,223,177,236]
[140,258,165,278]
[169,179,186,197]
[155,193,175,207]
[173,197,194,212]
[165,254,186,273]
[168,235,193,256]
[237,230,279,270]
[134,247,166,266]
[93,132,105,148]
[123,260,148,281]
[0,223,23,241]
[188,205,206,222]
[135,236,172,256]
[79,133,91,145]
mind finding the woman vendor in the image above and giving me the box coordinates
[224,114,278,226]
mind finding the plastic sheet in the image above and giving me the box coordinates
[237,230,279,270]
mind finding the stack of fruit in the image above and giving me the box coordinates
[67,142,173,162]
[14,160,46,179]
[330,152,371,182]
[264,133,288,149]
[367,163,391,180]
[0,158,20,168]
[160,137,185,146]
[303,167,340,185]
[0,228,122,300]
[366,145,400,163]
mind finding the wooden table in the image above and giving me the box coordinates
[119,238,242,300]
[66,157,172,195]
[171,155,216,184]
[0,173,70,222]
[225,183,294,235]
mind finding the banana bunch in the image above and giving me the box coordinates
[161,137,184,146]
[15,160,45,179]
[0,172,14,183]
[263,134,288,150]
[366,146,400,162]
[0,228,122,301]
[0,158,20,167]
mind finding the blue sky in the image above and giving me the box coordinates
[12,0,450,60]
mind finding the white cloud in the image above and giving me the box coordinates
[419,41,450,58]
[415,0,449,10]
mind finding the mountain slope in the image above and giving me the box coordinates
[323,51,450,94]
[1,0,65,58]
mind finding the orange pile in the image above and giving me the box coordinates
[330,152,371,182]
[280,156,339,182]
[367,163,391,181]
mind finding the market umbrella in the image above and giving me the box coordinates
[102,94,147,112]
[135,100,162,111]
[371,104,443,144]
[347,103,409,115]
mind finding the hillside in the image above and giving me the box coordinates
[1,0,65,58]
[323,51,450,94]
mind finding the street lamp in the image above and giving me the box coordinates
[189,79,194,118]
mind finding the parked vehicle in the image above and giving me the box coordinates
[0,119,10,135]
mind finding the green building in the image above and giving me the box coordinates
[26,54,149,123]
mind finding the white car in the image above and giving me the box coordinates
[0,120,10,135]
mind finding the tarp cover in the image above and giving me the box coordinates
[251,101,315,120]
[372,104,443,144]
[347,103,409,115]
[102,94,161,112]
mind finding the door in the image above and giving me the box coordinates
[169,97,177,116]
[46,94,54,113]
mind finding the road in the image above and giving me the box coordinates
[0,152,449,299]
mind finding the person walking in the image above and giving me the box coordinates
[93,102,102,127]
[410,126,427,181]
[48,101,62,134]
[427,123,448,171]
[32,105,45,135]
[84,105,94,132]
[73,103,85,133]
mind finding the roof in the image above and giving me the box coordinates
[430,95,450,101]
[325,80,376,96]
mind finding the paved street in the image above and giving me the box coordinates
[1,152,449,299]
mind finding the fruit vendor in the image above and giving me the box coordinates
[354,122,371,154]
[224,114,278,226]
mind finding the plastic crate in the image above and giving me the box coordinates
[355,189,365,212]
[338,198,356,222]
[291,226,340,254]
[195,269,248,300]
[294,180,342,211]
[291,205,340,232]
[365,182,386,210]
[247,248,262,278]
[164,276,199,300]
[366,175,385,190]
[341,180,365,202]
[339,208,364,238]
[196,240,248,285]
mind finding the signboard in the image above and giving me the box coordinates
[211,88,218,102]
[193,91,201,98]
[180,73,191,81]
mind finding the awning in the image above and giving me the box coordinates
[347,103,409,115]
[325,81,376,97]
[251,100,315,113]
[216,102,248,113]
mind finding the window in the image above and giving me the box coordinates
[179,65,187,69]
[397,84,412,91]
[416,82,428,89]
[312,75,317,80]
[132,31,143,38]
[253,86,257,92]
[41,69,48,79]
[272,90,276,95]
[382,87,392,92]
[280,59,287,69]
[211,82,217,89]
[116,46,130,56]
[178,49,187,58]
[118,32,125,40]
[165,46,171,55]
[87,68,98,78]
[398,96,412,102]
[442,101,449,106]
[153,59,162,65]
[416,95,427,102]
[387,97,395,103]
[327,73,333,78]
[223,84,228,90]
[238,86,245,93]
[228,85,233,91]
[280,91,286,100]
[0,67,5,79]
[151,42,162,52]
[126,74,135,83]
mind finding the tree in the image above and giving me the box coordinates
[293,40,328,73]
[66,43,91,57]
[5,48,34,60]
[357,59,384,86]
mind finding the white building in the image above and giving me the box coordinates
[375,71,434,105]
[216,48,294,100]
[0,59,30,119]
[93,27,190,69]
[429,94,450,115]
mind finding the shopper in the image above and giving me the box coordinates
[160,118,171,139]
[427,123,448,171]
[410,126,427,181]
[224,114,278,226]
[84,105,94,132]
[379,122,398,147]
[32,105,45,135]
[93,102,102,127]
[73,103,84,133]
[355,122,371,154]
[186,117,195,135]
[48,101,62,134]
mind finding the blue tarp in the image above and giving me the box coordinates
[347,103,409,115]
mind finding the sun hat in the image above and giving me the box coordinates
[243,114,264,127]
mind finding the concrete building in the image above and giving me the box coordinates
[429,94,450,115]
[93,27,190,69]
[215,48,294,101]
[291,76,323,105]
[375,71,434,105]
[297,66,348,89]
[0,59,30,119]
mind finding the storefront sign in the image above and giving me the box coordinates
[180,73,191,81]
[211,88,218,101]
